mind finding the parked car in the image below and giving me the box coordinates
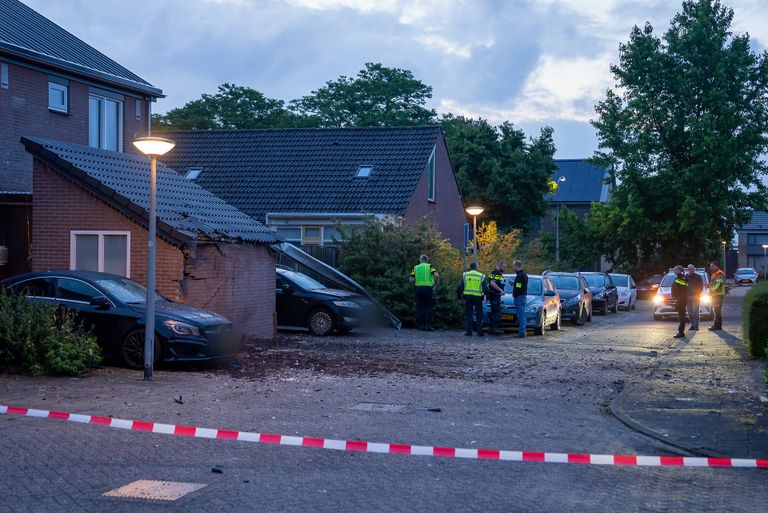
[543,271,592,325]
[581,272,619,315]
[734,267,758,285]
[276,267,375,336]
[609,273,637,311]
[652,270,713,321]
[483,274,562,335]
[636,274,663,299]
[0,271,237,369]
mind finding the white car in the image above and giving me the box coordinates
[652,271,714,321]
[609,273,637,311]
[734,268,758,285]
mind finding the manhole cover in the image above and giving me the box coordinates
[103,480,207,501]
[351,402,406,412]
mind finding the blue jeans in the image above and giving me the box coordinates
[514,296,527,336]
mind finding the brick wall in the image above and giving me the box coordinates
[404,133,466,247]
[182,243,276,340]
[0,60,151,192]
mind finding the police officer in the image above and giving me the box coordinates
[708,260,726,331]
[409,254,440,331]
[487,261,507,335]
[671,265,689,338]
[457,261,485,337]
[511,260,528,338]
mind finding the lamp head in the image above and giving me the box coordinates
[132,136,176,157]
[465,206,484,216]
[558,175,566,182]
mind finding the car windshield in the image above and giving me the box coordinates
[95,277,164,304]
[609,274,628,287]
[549,275,579,290]
[505,277,542,295]
[736,269,753,275]
[584,274,606,287]
[283,271,325,290]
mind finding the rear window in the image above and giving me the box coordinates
[736,269,754,274]
[549,275,579,290]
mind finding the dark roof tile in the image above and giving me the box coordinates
[547,159,611,204]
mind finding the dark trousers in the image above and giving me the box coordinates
[676,302,687,334]
[712,295,724,329]
[415,287,434,328]
[687,298,700,329]
[464,296,484,334]
[489,295,501,332]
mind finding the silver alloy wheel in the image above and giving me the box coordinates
[551,311,561,330]
[308,309,334,336]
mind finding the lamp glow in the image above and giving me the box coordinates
[465,206,484,216]
[132,137,176,156]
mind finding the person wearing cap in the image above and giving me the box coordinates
[457,261,485,337]
[410,254,439,331]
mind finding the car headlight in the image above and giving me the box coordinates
[526,305,540,313]
[164,320,201,336]
[700,294,711,305]
[564,295,581,305]
[653,295,664,304]
[333,300,360,309]
[594,292,605,300]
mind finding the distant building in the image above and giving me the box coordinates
[540,159,611,232]
[737,210,768,276]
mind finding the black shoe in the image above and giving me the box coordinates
[709,326,721,331]
[426,326,435,331]
[673,332,685,338]
[477,332,485,337]
[464,332,473,336]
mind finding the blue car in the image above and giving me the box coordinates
[483,274,562,335]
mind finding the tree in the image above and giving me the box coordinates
[290,63,437,127]
[589,0,768,273]
[152,83,302,130]
[441,115,556,231]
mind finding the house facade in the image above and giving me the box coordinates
[737,210,768,276]
[0,0,162,279]
[23,137,280,340]
[158,127,467,250]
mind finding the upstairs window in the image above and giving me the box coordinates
[302,226,322,246]
[89,93,123,151]
[427,146,436,202]
[48,81,68,113]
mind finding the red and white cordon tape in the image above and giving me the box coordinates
[2,404,766,469]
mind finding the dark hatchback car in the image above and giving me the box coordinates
[636,274,663,299]
[581,272,619,315]
[276,268,375,336]
[544,272,593,325]
[1,271,238,368]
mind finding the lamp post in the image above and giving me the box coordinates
[721,240,727,282]
[132,136,175,381]
[465,206,484,259]
[554,176,566,263]
[762,244,768,281]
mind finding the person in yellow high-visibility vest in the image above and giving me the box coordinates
[409,254,440,331]
[708,259,726,331]
[456,261,486,337]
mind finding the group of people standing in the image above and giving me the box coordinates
[670,260,727,338]
[410,255,529,338]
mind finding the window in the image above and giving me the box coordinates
[748,234,768,245]
[302,226,322,246]
[135,98,142,120]
[1,63,8,89]
[48,82,68,113]
[276,227,301,244]
[70,231,130,277]
[356,166,373,178]
[56,278,101,303]
[323,226,340,244]
[427,146,436,202]
[89,94,123,151]
[11,278,55,298]
[185,167,203,180]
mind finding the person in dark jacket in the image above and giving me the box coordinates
[686,264,703,331]
[512,260,528,338]
[487,261,507,335]
[671,265,689,338]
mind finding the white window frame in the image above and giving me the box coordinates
[89,94,124,151]
[301,225,323,246]
[69,230,131,277]
[427,146,436,202]
[48,82,68,113]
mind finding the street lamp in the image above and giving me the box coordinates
[132,136,175,381]
[465,206,484,259]
[721,240,727,282]
[762,244,768,281]
[555,176,566,263]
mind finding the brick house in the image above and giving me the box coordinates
[0,0,162,279]
[158,127,467,251]
[22,137,280,340]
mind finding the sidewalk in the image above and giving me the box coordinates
[611,291,768,459]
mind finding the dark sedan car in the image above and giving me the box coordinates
[544,272,592,325]
[581,272,618,315]
[636,274,663,299]
[1,271,238,369]
[276,268,375,336]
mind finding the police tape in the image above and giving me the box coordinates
[1,404,766,469]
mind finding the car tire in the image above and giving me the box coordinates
[120,329,160,370]
[534,312,545,336]
[610,300,618,313]
[653,314,662,321]
[573,306,586,326]
[587,307,593,322]
[307,308,335,336]
[630,300,636,311]
[550,312,561,331]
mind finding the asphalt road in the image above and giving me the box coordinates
[0,294,766,512]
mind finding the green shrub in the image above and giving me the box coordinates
[0,289,101,375]
[743,282,768,359]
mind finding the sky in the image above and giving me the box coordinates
[24,0,768,158]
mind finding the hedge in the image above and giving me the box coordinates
[742,282,768,359]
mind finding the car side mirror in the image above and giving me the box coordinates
[90,296,111,309]
[545,290,556,297]
[282,284,294,294]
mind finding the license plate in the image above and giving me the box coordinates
[501,314,516,321]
